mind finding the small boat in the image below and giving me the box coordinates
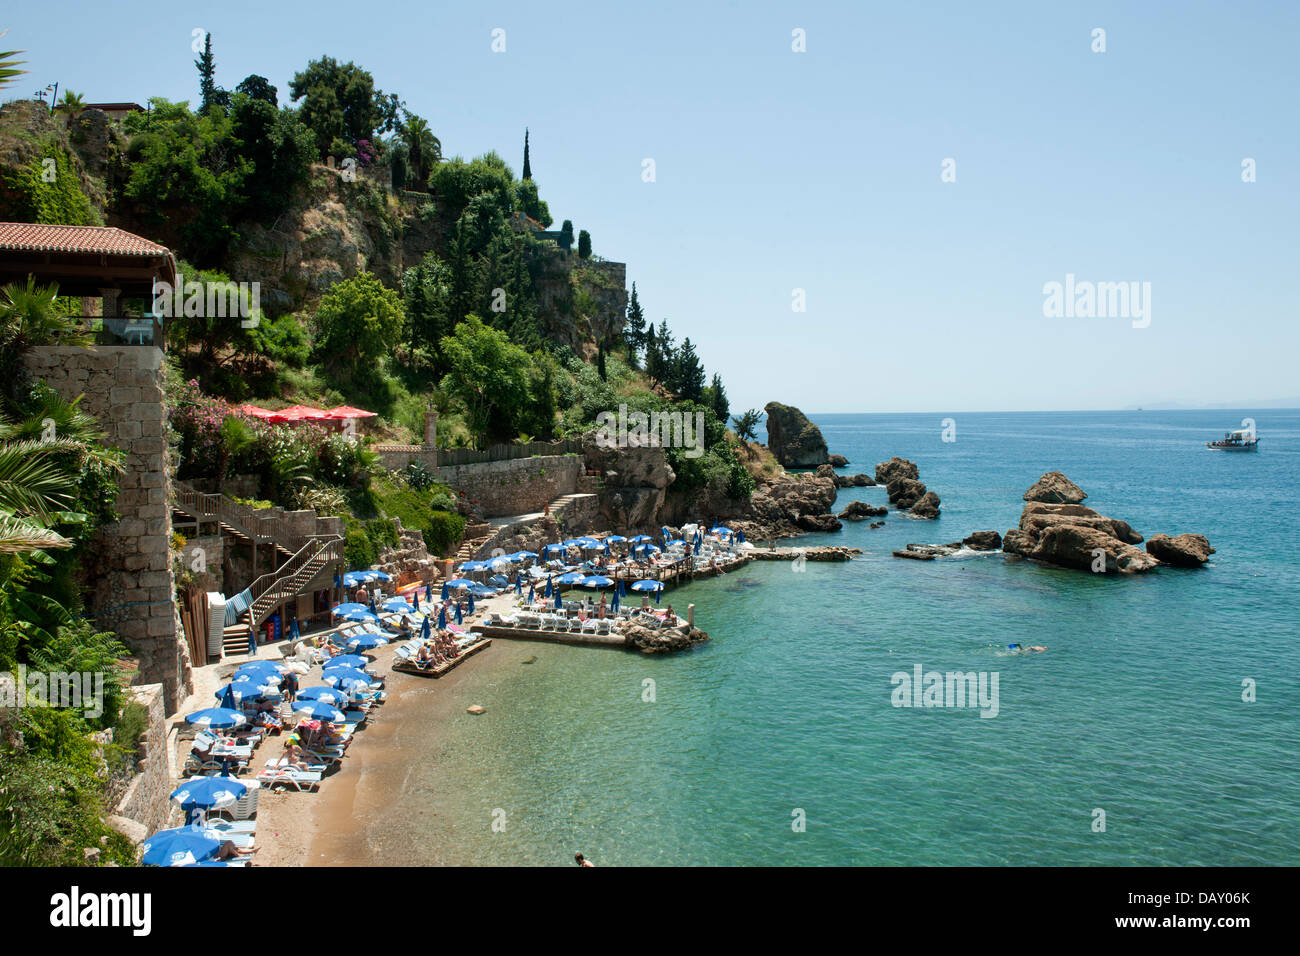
[1206,428,1260,452]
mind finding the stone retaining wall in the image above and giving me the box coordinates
[22,346,191,711]
[109,683,175,841]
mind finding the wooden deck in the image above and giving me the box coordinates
[391,638,492,677]
[470,624,629,649]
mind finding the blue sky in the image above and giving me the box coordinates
[6,1,1298,413]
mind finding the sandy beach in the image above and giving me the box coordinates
[250,591,528,866]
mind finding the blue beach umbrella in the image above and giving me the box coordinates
[468,593,476,615]
[458,561,487,573]
[631,579,663,592]
[332,603,368,617]
[420,616,431,641]
[736,531,746,544]
[185,707,246,730]
[665,539,686,548]
[694,538,702,555]
[294,700,346,722]
[340,609,381,624]
[325,653,371,670]
[515,575,523,595]
[629,535,653,545]
[425,583,433,602]
[382,598,412,613]
[582,575,614,588]
[514,550,538,560]
[555,571,586,585]
[437,607,447,629]
[297,686,349,706]
[371,570,392,582]
[141,826,222,867]
[611,590,621,612]
[289,618,301,642]
[236,659,285,677]
[554,590,563,610]
[171,777,247,815]
[605,535,626,545]
[214,682,269,705]
[347,634,387,652]
[455,604,463,626]
[322,667,376,688]
[440,582,449,601]
[367,598,377,615]
[445,578,474,589]
[544,576,553,598]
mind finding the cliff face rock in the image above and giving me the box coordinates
[1023,471,1088,504]
[763,402,829,468]
[735,471,840,538]
[1146,533,1214,567]
[224,169,400,315]
[583,433,674,531]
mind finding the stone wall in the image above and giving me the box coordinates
[183,534,224,593]
[21,346,192,712]
[434,455,582,518]
[108,683,174,841]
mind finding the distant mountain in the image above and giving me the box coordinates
[1124,398,1300,411]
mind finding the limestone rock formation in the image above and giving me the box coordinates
[834,473,876,488]
[734,471,840,539]
[828,454,850,467]
[1146,533,1214,567]
[583,433,675,531]
[886,476,927,509]
[1023,471,1088,504]
[763,402,829,468]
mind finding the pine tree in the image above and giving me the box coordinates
[644,323,660,384]
[623,282,646,366]
[708,372,729,424]
[676,338,705,402]
[597,342,607,381]
[196,33,217,112]
[522,128,531,180]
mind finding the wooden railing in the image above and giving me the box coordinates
[174,482,312,554]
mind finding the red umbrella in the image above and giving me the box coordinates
[327,405,378,419]
[237,404,279,420]
[276,405,333,422]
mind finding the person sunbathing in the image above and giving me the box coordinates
[213,840,257,860]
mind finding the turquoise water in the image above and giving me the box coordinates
[381,411,1300,865]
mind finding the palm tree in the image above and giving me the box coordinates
[0,33,25,91]
[0,278,85,354]
[0,392,123,555]
[54,89,85,121]
[398,113,441,189]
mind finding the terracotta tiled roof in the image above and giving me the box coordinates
[0,223,170,257]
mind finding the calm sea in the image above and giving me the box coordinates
[352,410,1300,866]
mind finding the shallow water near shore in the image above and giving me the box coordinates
[325,410,1300,865]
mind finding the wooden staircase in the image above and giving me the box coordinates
[172,481,344,657]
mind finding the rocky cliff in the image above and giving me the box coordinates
[763,402,829,468]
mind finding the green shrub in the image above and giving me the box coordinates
[0,755,135,866]
[422,510,465,556]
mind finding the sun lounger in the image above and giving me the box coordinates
[256,767,322,791]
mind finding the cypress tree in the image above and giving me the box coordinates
[196,33,217,112]
[522,128,532,180]
[577,229,592,259]
[624,282,646,365]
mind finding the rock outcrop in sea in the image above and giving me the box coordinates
[1003,473,1212,573]
[736,470,841,538]
[875,457,941,519]
[838,501,887,521]
[1146,533,1215,567]
[624,622,711,654]
[764,402,830,468]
